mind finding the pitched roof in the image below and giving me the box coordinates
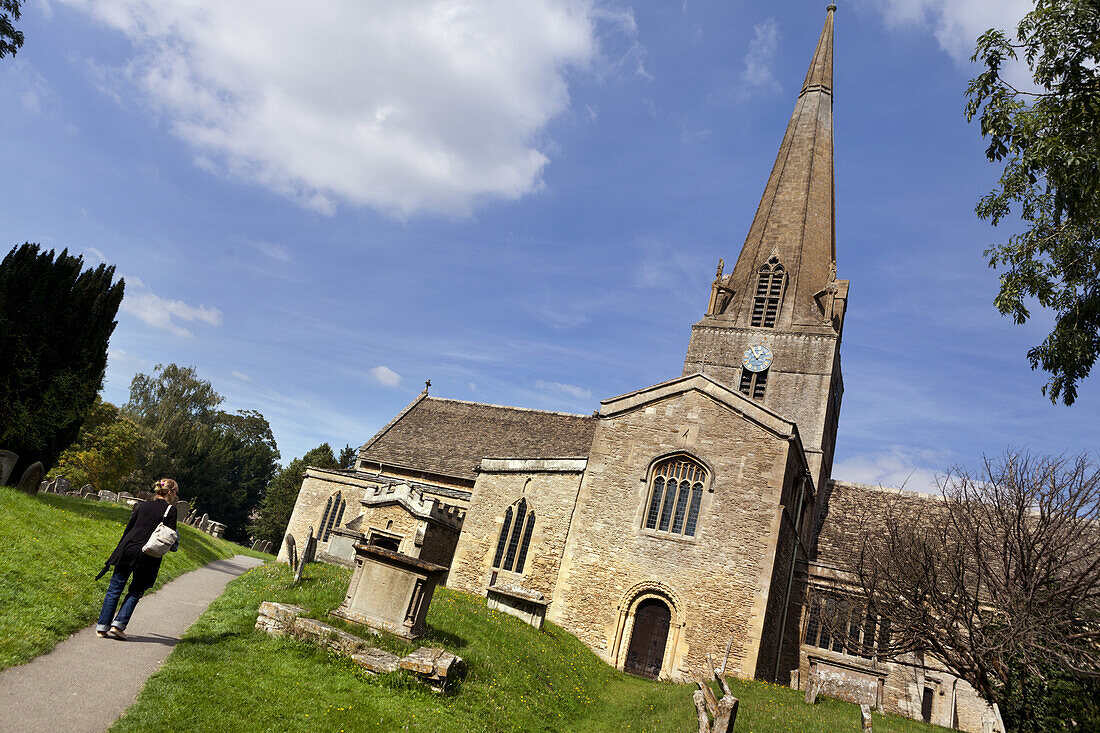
[812,480,946,570]
[357,394,597,482]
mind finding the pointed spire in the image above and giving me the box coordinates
[802,5,834,97]
[720,5,838,330]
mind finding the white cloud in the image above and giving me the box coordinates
[58,0,629,217]
[251,241,291,263]
[740,18,781,98]
[370,365,402,388]
[870,0,1035,85]
[0,61,53,115]
[121,281,222,338]
[82,247,107,265]
[534,379,592,401]
[231,371,253,382]
[832,447,943,493]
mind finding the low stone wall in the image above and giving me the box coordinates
[255,601,462,691]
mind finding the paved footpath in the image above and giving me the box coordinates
[0,555,264,733]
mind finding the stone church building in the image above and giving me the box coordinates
[281,8,994,730]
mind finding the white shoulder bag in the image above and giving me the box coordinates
[142,503,178,558]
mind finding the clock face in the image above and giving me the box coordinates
[742,345,773,373]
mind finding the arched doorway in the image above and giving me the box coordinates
[624,598,671,679]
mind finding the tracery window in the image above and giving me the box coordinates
[803,592,891,660]
[644,456,706,538]
[739,367,768,400]
[319,492,346,542]
[751,256,785,327]
[492,498,535,574]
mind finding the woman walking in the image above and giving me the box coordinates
[95,478,179,639]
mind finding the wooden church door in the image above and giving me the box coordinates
[624,599,671,679]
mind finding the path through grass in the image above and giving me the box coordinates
[0,486,269,669]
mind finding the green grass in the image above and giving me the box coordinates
[112,562,946,733]
[0,486,270,669]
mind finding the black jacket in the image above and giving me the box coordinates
[98,499,178,593]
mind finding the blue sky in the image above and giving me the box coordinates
[1,0,1094,490]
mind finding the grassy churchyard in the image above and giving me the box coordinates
[2,487,946,732]
[0,487,269,669]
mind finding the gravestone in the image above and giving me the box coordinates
[39,479,53,493]
[175,501,191,521]
[860,704,873,733]
[284,534,299,574]
[0,450,18,485]
[251,540,261,550]
[209,522,226,539]
[804,672,820,705]
[261,540,273,554]
[98,490,118,502]
[81,484,94,496]
[302,527,318,564]
[199,514,210,532]
[55,477,71,494]
[16,462,44,495]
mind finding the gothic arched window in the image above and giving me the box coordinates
[751,256,785,327]
[644,456,706,538]
[492,498,536,573]
[319,492,346,542]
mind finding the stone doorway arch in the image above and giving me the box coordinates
[611,583,684,680]
[624,598,671,679]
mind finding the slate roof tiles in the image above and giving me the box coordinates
[357,394,597,482]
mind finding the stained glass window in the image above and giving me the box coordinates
[645,457,707,538]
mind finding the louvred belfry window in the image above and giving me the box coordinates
[739,367,768,400]
[644,456,706,538]
[751,257,785,327]
[492,498,536,574]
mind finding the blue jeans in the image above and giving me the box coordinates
[96,569,145,631]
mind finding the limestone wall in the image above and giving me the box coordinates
[551,388,798,681]
[683,326,840,489]
[795,644,996,731]
[449,460,586,601]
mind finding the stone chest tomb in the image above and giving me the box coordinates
[332,543,446,639]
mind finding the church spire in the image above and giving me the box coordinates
[710,5,841,332]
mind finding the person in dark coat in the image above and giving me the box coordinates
[95,478,179,639]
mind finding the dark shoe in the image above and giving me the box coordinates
[108,626,127,640]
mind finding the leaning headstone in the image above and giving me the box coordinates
[199,514,210,532]
[16,462,44,495]
[81,484,94,496]
[251,540,261,550]
[0,450,18,485]
[38,480,52,493]
[261,540,273,554]
[284,534,298,574]
[55,477,71,494]
[860,703,873,733]
[302,528,318,564]
[804,672,820,705]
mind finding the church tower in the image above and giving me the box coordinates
[682,5,847,491]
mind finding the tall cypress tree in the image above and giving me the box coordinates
[0,243,124,480]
